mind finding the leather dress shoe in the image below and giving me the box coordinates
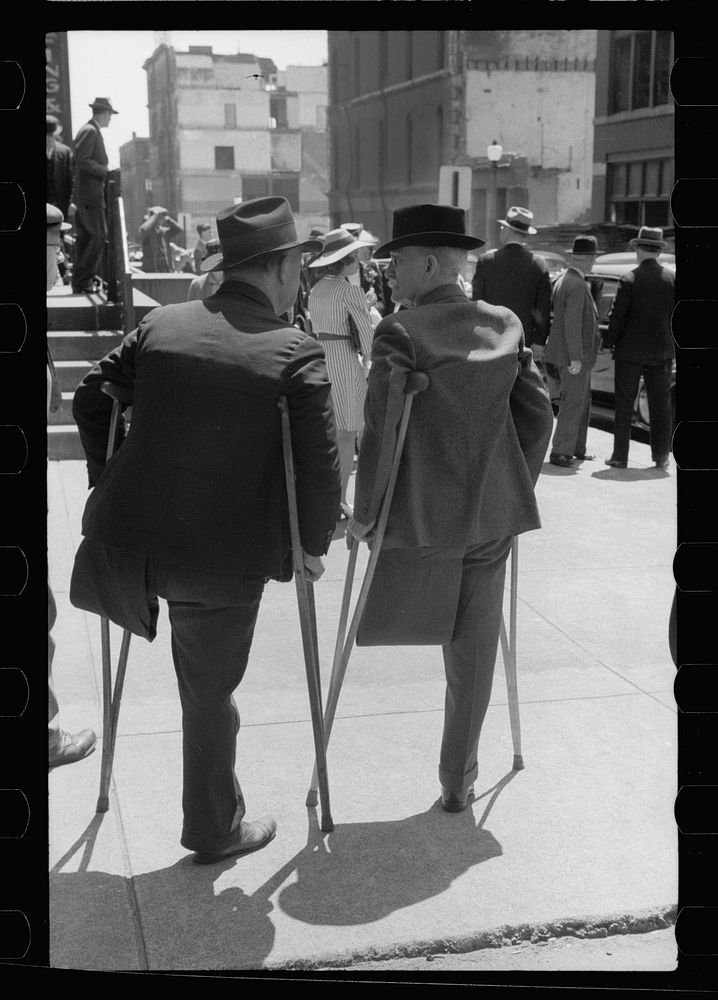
[48,728,97,769]
[605,457,627,468]
[654,457,670,471]
[549,453,574,468]
[193,816,277,865]
[441,785,475,813]
[574,452,596,461]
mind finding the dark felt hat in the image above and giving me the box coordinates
[89,97,119,114]
[565,235,603,255]
[374,204,485,257]
[201,197,323,272]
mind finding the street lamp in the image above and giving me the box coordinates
[487,140,503,248]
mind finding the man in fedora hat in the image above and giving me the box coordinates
[71,197,340,863]
[543,235,603,467]
[471,206,552,362]
[348,203,553,812]
[71,97,118,293]
[605,226,675,471]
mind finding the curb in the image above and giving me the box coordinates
[271,904,677,972]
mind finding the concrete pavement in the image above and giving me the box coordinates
[48,423,678,972]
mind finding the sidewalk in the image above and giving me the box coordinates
[48,424,677,972]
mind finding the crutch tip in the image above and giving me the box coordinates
[512,754,525,771]
[320,814,334,833]
[305,789,319,808]
[96,795,110,813]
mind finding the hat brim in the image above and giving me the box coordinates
[499,219,538,236]
[374,231,485,258]
[200,237,323,273]
[629,238,667,249]
[565,247,603,255]
[307,237,377,268]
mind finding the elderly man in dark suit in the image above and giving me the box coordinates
[349,204,554,813]
[71,97,118,293]
[471,206,552,360]
[543,235,602,468]
[605,226,675,471]
[71,197,340,864]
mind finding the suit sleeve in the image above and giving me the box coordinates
[353,317,417,529]
[531,266,552,345]
[284,336,342,556]
[74,128,107,181]
[510,343,554,484]
[562,276,586,362]
[607,275,632,351]
[72,329,139,487]
[471,258,487,302]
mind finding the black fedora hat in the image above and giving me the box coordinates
[201,197,323,272]
[565,235,603,255]
[374,204,485,257]
[629,226,667,249]
[89,97,119,114]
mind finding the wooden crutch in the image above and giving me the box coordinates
[96,381,133,812]
[306,369,430,807]
[498,536,524,770]
[277,395,334,833]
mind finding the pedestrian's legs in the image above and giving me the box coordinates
[48,582,60,749]
[72,201,107,290]
[550,367,590,457]
[165,583,264,853]
[336,428,357,510]
[611,361,641,464]
[573,369,593,458]
[440,536,513,795]
[642,360,673,463]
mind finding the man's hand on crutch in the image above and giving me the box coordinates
[302,551,326,583]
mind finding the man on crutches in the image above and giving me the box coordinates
[347,204,554,813]
[71,197,340,863]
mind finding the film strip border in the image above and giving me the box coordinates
[670,47,718,975]
[0,46,40,966]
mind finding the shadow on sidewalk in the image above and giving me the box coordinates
[49,771,516,969]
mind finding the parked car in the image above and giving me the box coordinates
[587,253,676,430]
[533,249,568,280]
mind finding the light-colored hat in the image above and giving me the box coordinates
[307,228,377,268]
[629,226,667,249]
[47,203,71,244]
[340,222,364,236]
[498,206,538,236]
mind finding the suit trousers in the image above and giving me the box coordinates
[152,559,266,853]
[73,198,107,290]
[550,366,592,458]
[612,359,672,464]
[440,535,513,794]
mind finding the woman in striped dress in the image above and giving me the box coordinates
[308,228,377,518]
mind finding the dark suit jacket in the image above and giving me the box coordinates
[471,243,552,346]
[72,119,108,208]
[544,265,600,369]
[47,140,74,218]
[353,284,554,549]
[72,281,341,579]
[607,258,675,364]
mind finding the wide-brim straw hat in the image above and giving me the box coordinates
[201,197,323,272]
[629,226,667,249]
[498,205,538,236]
[375,204,485,257]
[307,228,377,268]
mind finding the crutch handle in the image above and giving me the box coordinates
[100,381,134,406]
[404,370,430,395]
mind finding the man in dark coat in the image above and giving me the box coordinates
[471,205,552,359]
[605,226,675,471]
[543,236,602,467]
[349,204,554,813]
[139,206,184,272]
[71,197,340,864]
[71,97,117,293]
[46,115,74,219]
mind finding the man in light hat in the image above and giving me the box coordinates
[471,206,552,361]
[349,204,553,813]
[71,97,118,294]
[47,204,98,769]
[605,226,675,471]
[543,235,603,467]
[71,197,340,863]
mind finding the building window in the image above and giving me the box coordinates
[406,114,413,185]
[215,146,235,170]
[272,175,300,212]
[224,104,236,129]
[607,157,672,228]
[270,94,288,129]
[242,175,270,201]
[609,30,674,115]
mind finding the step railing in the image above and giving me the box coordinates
[103,170,135,336]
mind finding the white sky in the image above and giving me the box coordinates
[66,30,328,167]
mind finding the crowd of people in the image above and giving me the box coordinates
[48,102,675,865]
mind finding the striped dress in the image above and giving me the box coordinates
[308,275,375,431]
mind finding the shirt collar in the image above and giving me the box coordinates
[216,279,277,313]
[416,283,469,307]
